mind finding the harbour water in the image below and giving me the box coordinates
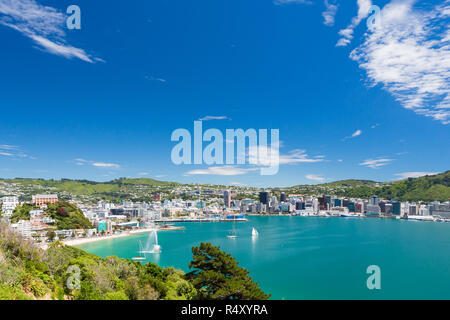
[76,216,450,299]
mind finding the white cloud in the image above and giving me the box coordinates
[0,0,100,62]
[306,174,326,182]
[0,144,34,159]
[350,0,450,124]
[336,0,372,46]
[322,0,338,26]
[73,158,120,169]
[138,172,149,176]
[198,116,230,121]
[184,166,258,176]
[394,171,438,179]
[0,144,18,150]
[359,158,394,169]
[91,162,120,168]
[155,175,167,178]
[342,129,362,140]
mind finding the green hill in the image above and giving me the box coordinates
[377,171,450,202]
[10,201,93,230]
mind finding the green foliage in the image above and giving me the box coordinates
[0,224,270,300]
[10,204,37,223]
[187,242,270,300]
[45,201,93,230]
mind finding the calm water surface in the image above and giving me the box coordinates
[76,216,450,299]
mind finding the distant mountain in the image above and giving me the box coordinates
[1,171,449,202]
[295,179,380,188]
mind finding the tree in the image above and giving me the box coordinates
[187,242,270,300]
[46,231,56,241]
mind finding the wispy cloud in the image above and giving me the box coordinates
[246,146,325,166]
[74,158,120,169]
[184,166,258,176]
[198,116,230,121]
[92,162,119,168]
[0,144,34,159]
[350,0,450,124]
[306,174,326,182]
[359,158,394,169]
[336,0,372,46]
[394,171,438,179]
[0,0,101,63]
[342,129,362,140]
[322,0,338,26]
[145,75,167,83]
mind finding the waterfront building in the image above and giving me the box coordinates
[385,203,393,216]
[280,192,286,202]
[392,201,401,215]
[296,201,306,210]
[348,202,355,213]
[430,203,450,218]
[378,201,386,213]
[259,191,269,205]
[32,194,58,206]
[366,204,381,217]
[369,196,379,206]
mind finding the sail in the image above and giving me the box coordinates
[252,228,259,236]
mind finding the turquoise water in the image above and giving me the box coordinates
[76,216,450,299]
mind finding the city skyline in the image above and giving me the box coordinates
[0,0,449,187]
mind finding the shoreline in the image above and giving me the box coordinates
[39,226,183,250]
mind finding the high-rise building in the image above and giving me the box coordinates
[318,196,328,211]
[392,201,401,216]
[259,191,269,205]
[224,190,231,208]
[295,201,306,210]
[280,192,286,202]
[348,202,355,212]
[369,196,379,206]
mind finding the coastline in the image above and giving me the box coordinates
[39,226,183,250]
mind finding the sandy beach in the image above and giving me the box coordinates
[39,226,183,250]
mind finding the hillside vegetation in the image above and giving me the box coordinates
[0,224,269,300]
[10,201,93,230]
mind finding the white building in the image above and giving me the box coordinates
[11,220,31,238]
[1,196,19,217]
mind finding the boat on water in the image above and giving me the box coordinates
[132,241,147,261]
[252,227,259,237]
[340,213,360,218]
[132,256,146,261]
[227,235,237,239]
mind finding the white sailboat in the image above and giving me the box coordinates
[252,227,259,237]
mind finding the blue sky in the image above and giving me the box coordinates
[0,0,449,187]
